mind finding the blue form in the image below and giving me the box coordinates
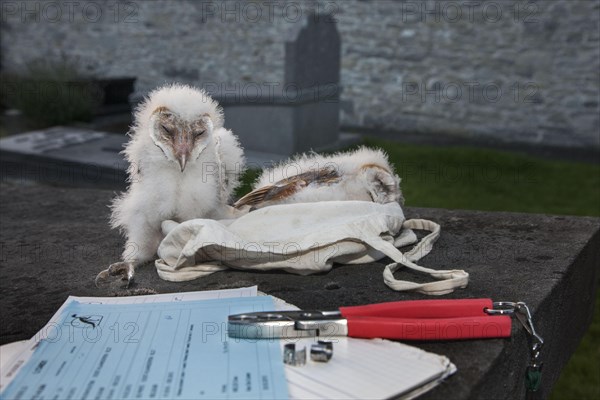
[1,296,288,400]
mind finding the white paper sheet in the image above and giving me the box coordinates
[1,287,456,400]
[268,293,456,400]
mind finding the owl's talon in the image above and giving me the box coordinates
[95,262,135,289]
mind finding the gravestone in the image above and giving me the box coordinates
[284,12,340,90]
[0,126,127,189]
[209,12,344,155]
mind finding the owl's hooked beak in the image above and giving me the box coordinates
[177,154,187,172]
[173,131,193,172]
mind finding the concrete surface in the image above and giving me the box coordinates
[0,183,598,399]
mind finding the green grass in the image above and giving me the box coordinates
[237,137,600,398]
[363,138,600,217]
[236,168,261,199]
[553,292,600,400]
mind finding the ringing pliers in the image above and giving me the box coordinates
[228,298,513,341]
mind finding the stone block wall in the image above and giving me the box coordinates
[1,0,598,148]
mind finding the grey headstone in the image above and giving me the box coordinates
[0,127,128,188]
[201,12,342,155]
[284,12,341,89]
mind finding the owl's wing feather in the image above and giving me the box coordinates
[234,166,341,208]
[233,182,304,208]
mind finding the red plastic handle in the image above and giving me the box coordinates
[346,315,512,340]
[340,298,495,319]
[340,299,512,340]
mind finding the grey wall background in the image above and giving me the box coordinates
[1,0,599,148]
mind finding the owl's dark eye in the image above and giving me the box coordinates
[161,124,173,135]
[193,130,206,137]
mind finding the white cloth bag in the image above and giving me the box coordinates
[155,201,469,295]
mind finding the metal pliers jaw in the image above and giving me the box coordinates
[228,310,347,339]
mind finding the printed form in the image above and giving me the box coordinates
[0,294,288,400]
[1,286,456,400]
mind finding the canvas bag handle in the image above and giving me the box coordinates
[364,219,469,295]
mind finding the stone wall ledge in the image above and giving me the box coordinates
[0,183,598,399]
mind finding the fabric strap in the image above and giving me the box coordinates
[365,219,469,295]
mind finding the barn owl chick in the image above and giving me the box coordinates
[96,84,245,288]
[234,147,402,210]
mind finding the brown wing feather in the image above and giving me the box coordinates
[233,178,307,208]
[233,186,277,208]
[234,166,341,209]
